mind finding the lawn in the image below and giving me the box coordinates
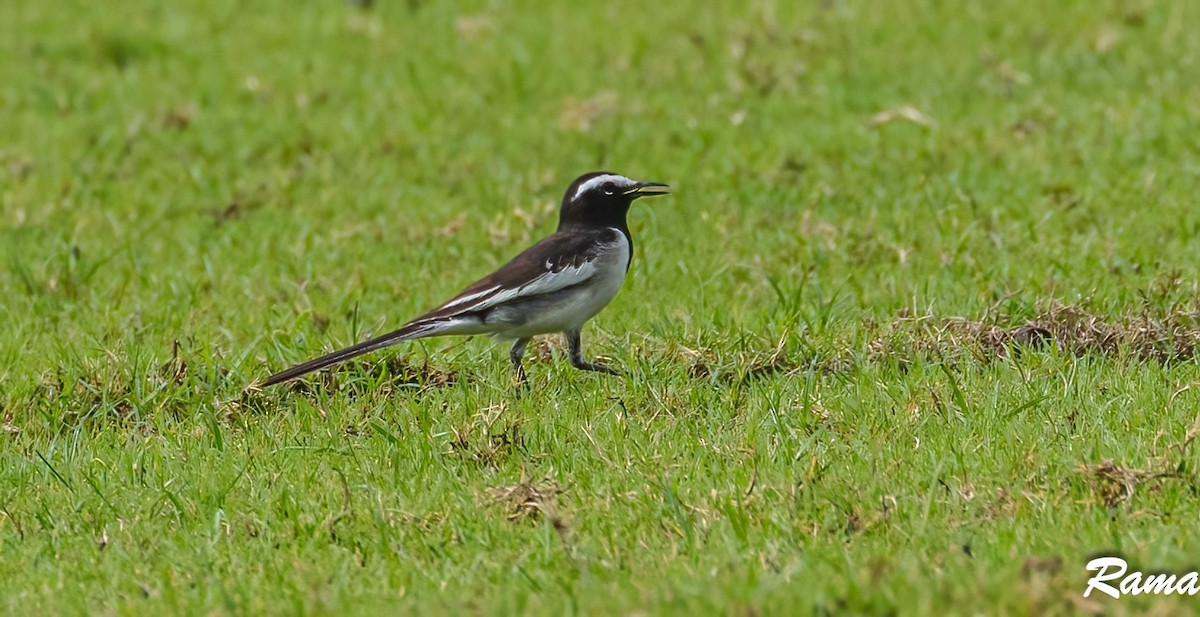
[2,0,1200,614]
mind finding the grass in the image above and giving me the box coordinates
[2,0,1200,614]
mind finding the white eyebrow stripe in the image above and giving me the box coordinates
[572,174,636,202]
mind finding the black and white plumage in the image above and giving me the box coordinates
[259,172,671,388]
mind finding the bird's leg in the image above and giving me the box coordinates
[509,337,531,388]
[565,328,619,375]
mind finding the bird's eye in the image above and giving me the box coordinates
[602,183,616,195]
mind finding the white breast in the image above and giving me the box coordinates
[578,230,630,318]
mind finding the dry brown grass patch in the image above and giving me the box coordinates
[1075,460,1181,508]
[485,475,569,539]
[873,303,1200,365]
[1075,420,1198,508]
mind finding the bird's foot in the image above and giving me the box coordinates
[571,359,621,375]
[512,363,532,391]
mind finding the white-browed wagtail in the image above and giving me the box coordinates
[259,172,671,388]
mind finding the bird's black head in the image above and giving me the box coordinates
[557,172,671,231]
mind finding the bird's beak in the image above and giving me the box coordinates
[625,182,672,197]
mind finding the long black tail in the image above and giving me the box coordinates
[258,321,433,387]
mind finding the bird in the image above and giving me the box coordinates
[258,171,671,388]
